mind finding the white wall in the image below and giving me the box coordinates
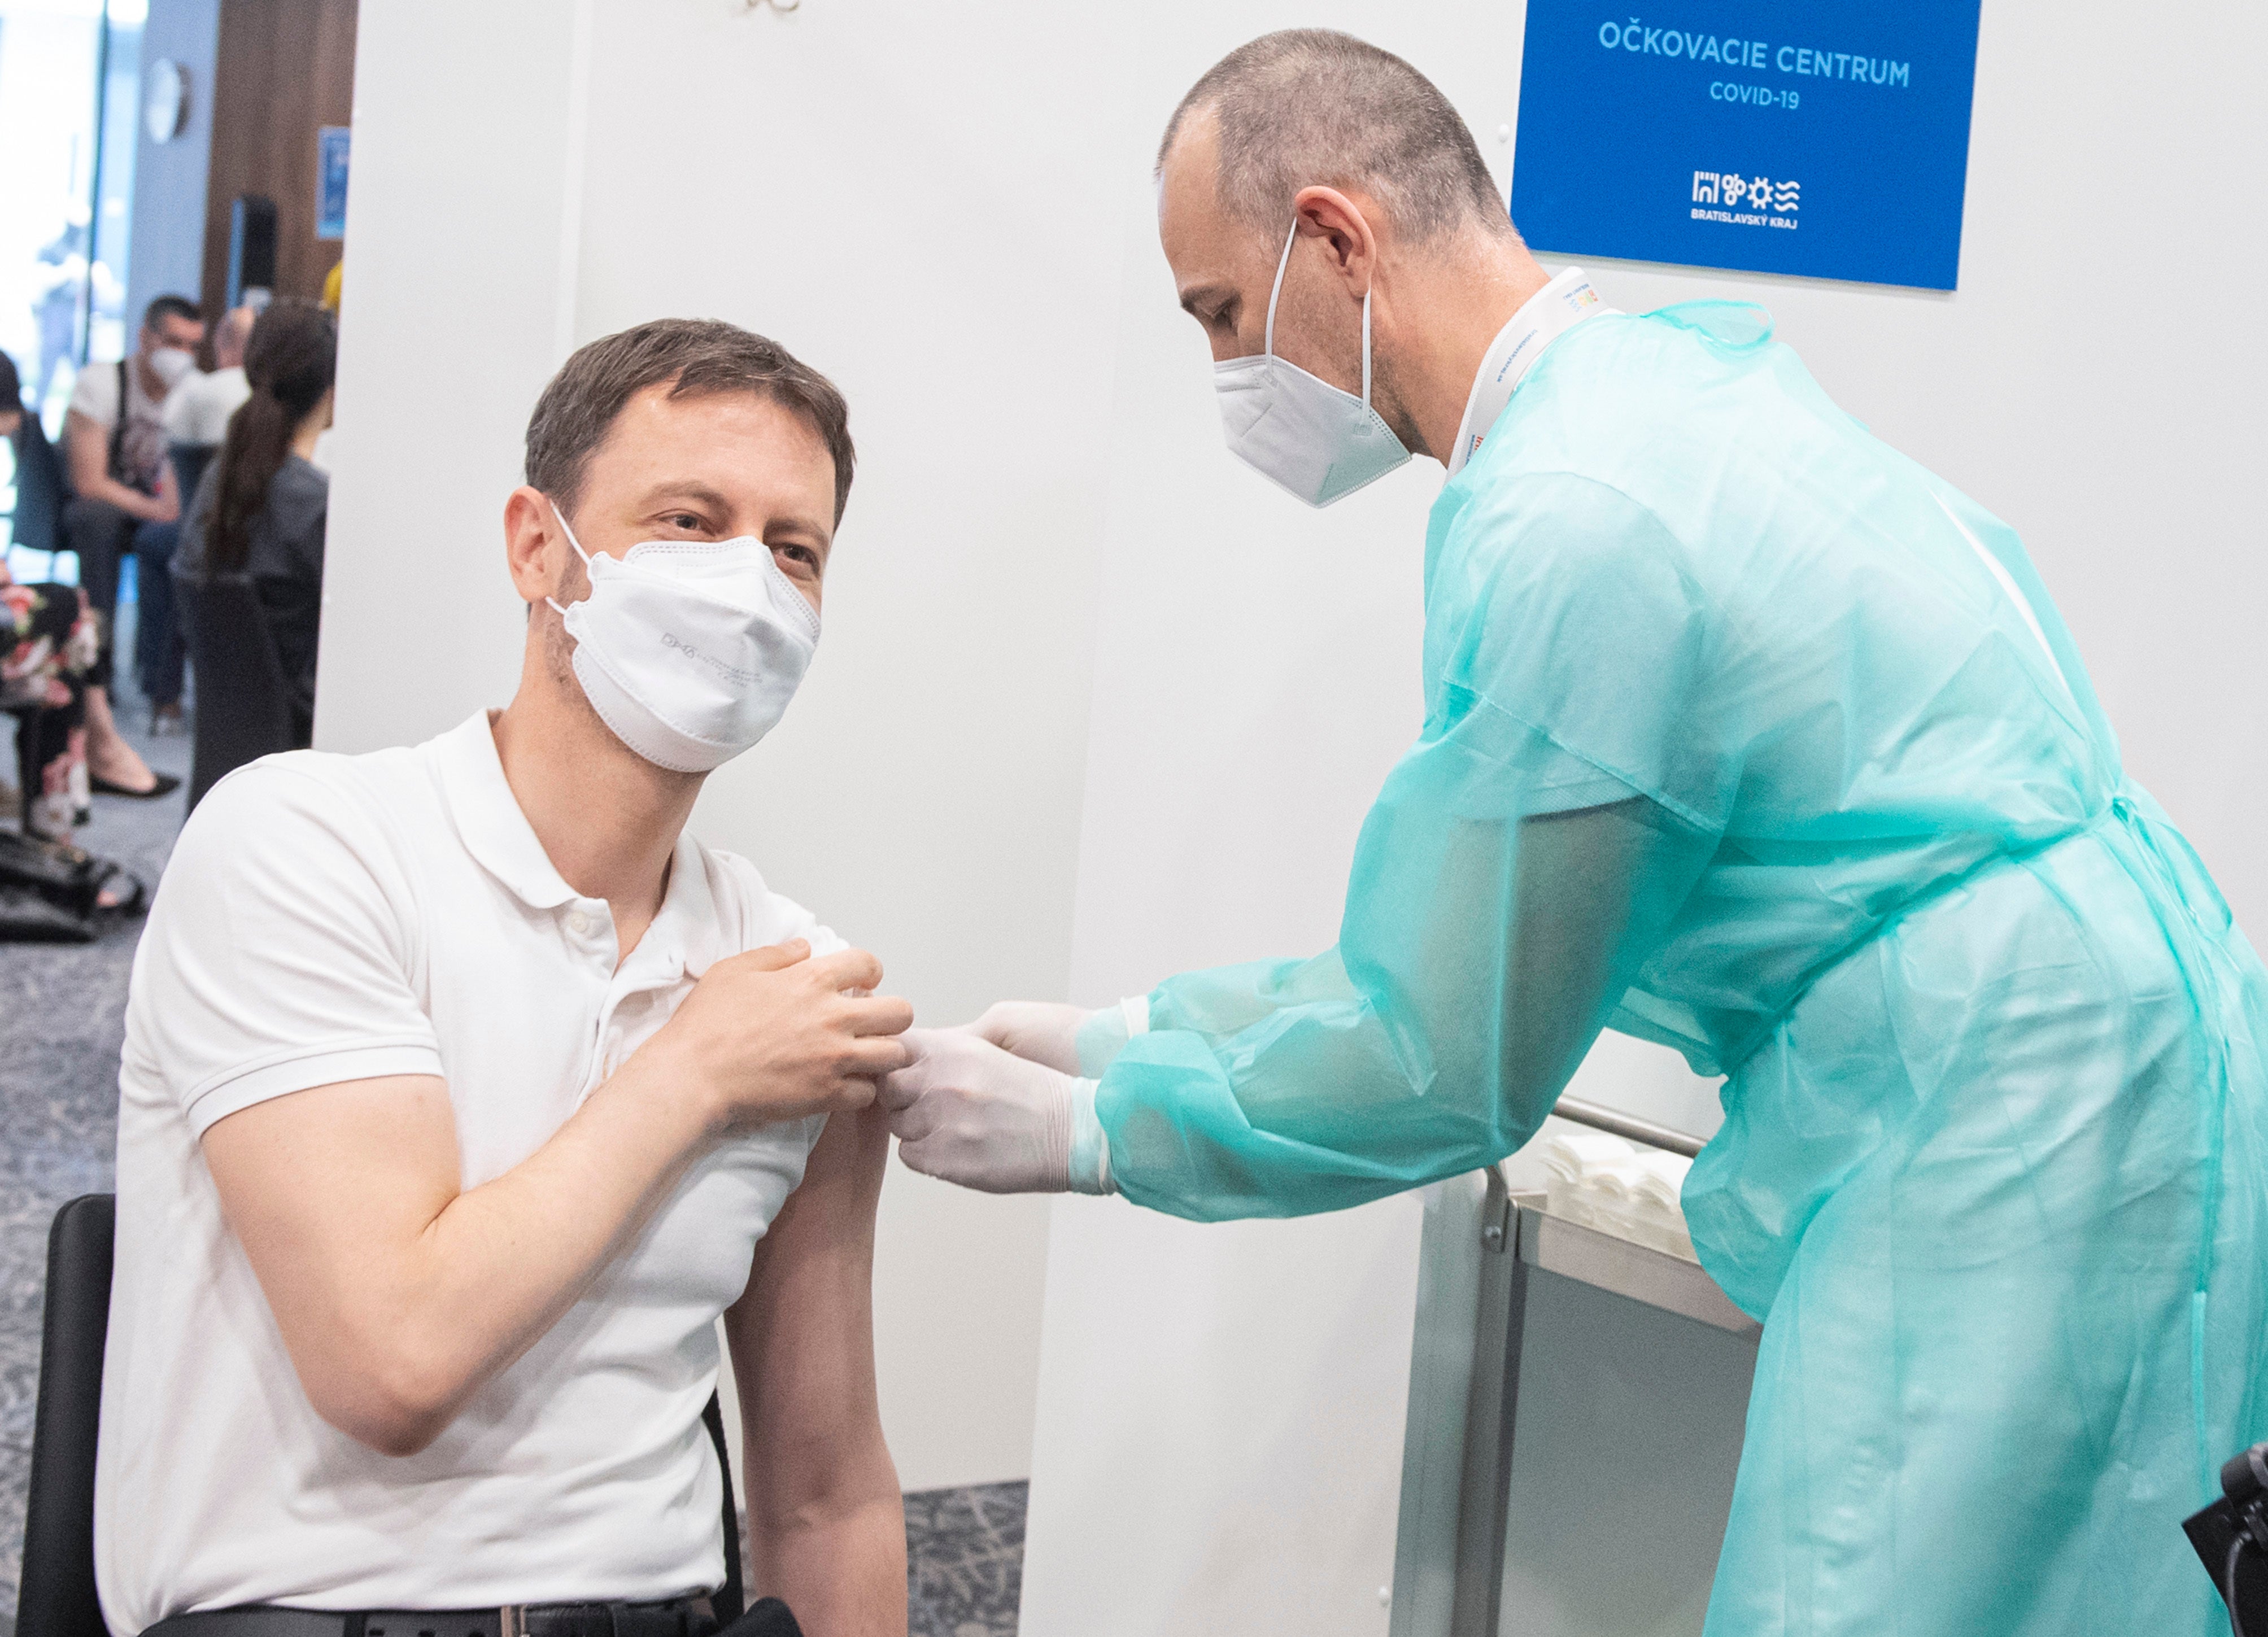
[324,0,2266,1616]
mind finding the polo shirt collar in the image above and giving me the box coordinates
[633,831,720,985]
[435,712,721,984]
[435,711,582,911]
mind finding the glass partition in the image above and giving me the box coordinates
[1,0,144,576]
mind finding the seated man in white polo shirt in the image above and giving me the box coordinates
[97,320,914,1637]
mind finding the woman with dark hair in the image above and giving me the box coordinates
[175,299,337,747]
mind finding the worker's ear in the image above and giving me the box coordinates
[1290,184,1381,300]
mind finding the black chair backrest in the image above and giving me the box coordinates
[10,408,71,554]
[702,1391,747,1621]
[185,577,295,812]
[19,1193,115,1637]
[20,1193,749,1631]
[168,442,218,514]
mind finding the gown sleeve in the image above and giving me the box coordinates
[1091,473,1729,1221]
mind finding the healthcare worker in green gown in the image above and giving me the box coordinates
[879,29,2268,1635]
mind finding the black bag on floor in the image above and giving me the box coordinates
[0,880,95,941]
[0,829,144,936]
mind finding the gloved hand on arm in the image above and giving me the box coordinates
[963,998,1164,1080]
[960,1002,1092,1074]
[878,1027,1116,1195]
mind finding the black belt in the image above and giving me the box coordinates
[141,1597,804,1637]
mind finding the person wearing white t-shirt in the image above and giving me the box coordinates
[99,319,915,1637]
[62,293,200,791]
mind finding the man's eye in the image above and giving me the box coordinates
[669,514,701,531]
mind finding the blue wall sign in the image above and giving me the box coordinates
[316,125,351,242]
[1508,1,1982,290]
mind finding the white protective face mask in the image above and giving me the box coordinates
[545,504,820,774]
[149,346,197,389]
[1212,218,1411,508]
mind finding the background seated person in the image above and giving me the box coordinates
[173,299,337,746]
[62,291,197,793]
[160,302,257,451]
[98,319,914,1637]
[137,301,258,730]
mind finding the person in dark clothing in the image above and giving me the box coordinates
[174,301,335,747]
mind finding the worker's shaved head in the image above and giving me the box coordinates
[1158,30,1514,245]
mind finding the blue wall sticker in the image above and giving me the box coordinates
[1508,1,1983,290]
[316,125,351,242]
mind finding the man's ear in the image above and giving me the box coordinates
[1290,184,1381,300]
[502,486,560,606]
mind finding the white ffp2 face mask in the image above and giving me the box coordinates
[545,505,820,774]
[149,347,197,390]
[1213,219,1412,508]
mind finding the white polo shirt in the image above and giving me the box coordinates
[95,712,840,1632]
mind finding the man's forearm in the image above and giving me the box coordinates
[207,1042,722,1455]
[89,474,160,518]
[380,1049,723,1427]
[66,418,160,519]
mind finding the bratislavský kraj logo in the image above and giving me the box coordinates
[1691,171,1799,229]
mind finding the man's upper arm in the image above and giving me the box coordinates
[723,1104,892,1511]
[130,762,466,1442]
[141,762,441,1136]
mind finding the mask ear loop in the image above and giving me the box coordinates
[544,500,595,618]
[1270,213,1379,409]
[1263,219,1297,361]
[1361,282,1374,407]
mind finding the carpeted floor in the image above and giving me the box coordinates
[1,624,1025,1636]
[904,1483,1030,1637]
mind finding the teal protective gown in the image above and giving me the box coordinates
[1080,303,2268,1634]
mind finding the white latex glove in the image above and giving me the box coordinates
[879,1028,1114,1195]
[963,1001,1094,1075]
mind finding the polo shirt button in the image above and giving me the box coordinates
[566,911,593,936]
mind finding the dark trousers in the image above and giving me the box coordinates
[134,521,186,707]
[6,582,90,838]
[60,496,137,692]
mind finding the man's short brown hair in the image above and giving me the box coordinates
[525,319,856,524]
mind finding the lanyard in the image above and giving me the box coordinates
[1444,268,1617,479]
